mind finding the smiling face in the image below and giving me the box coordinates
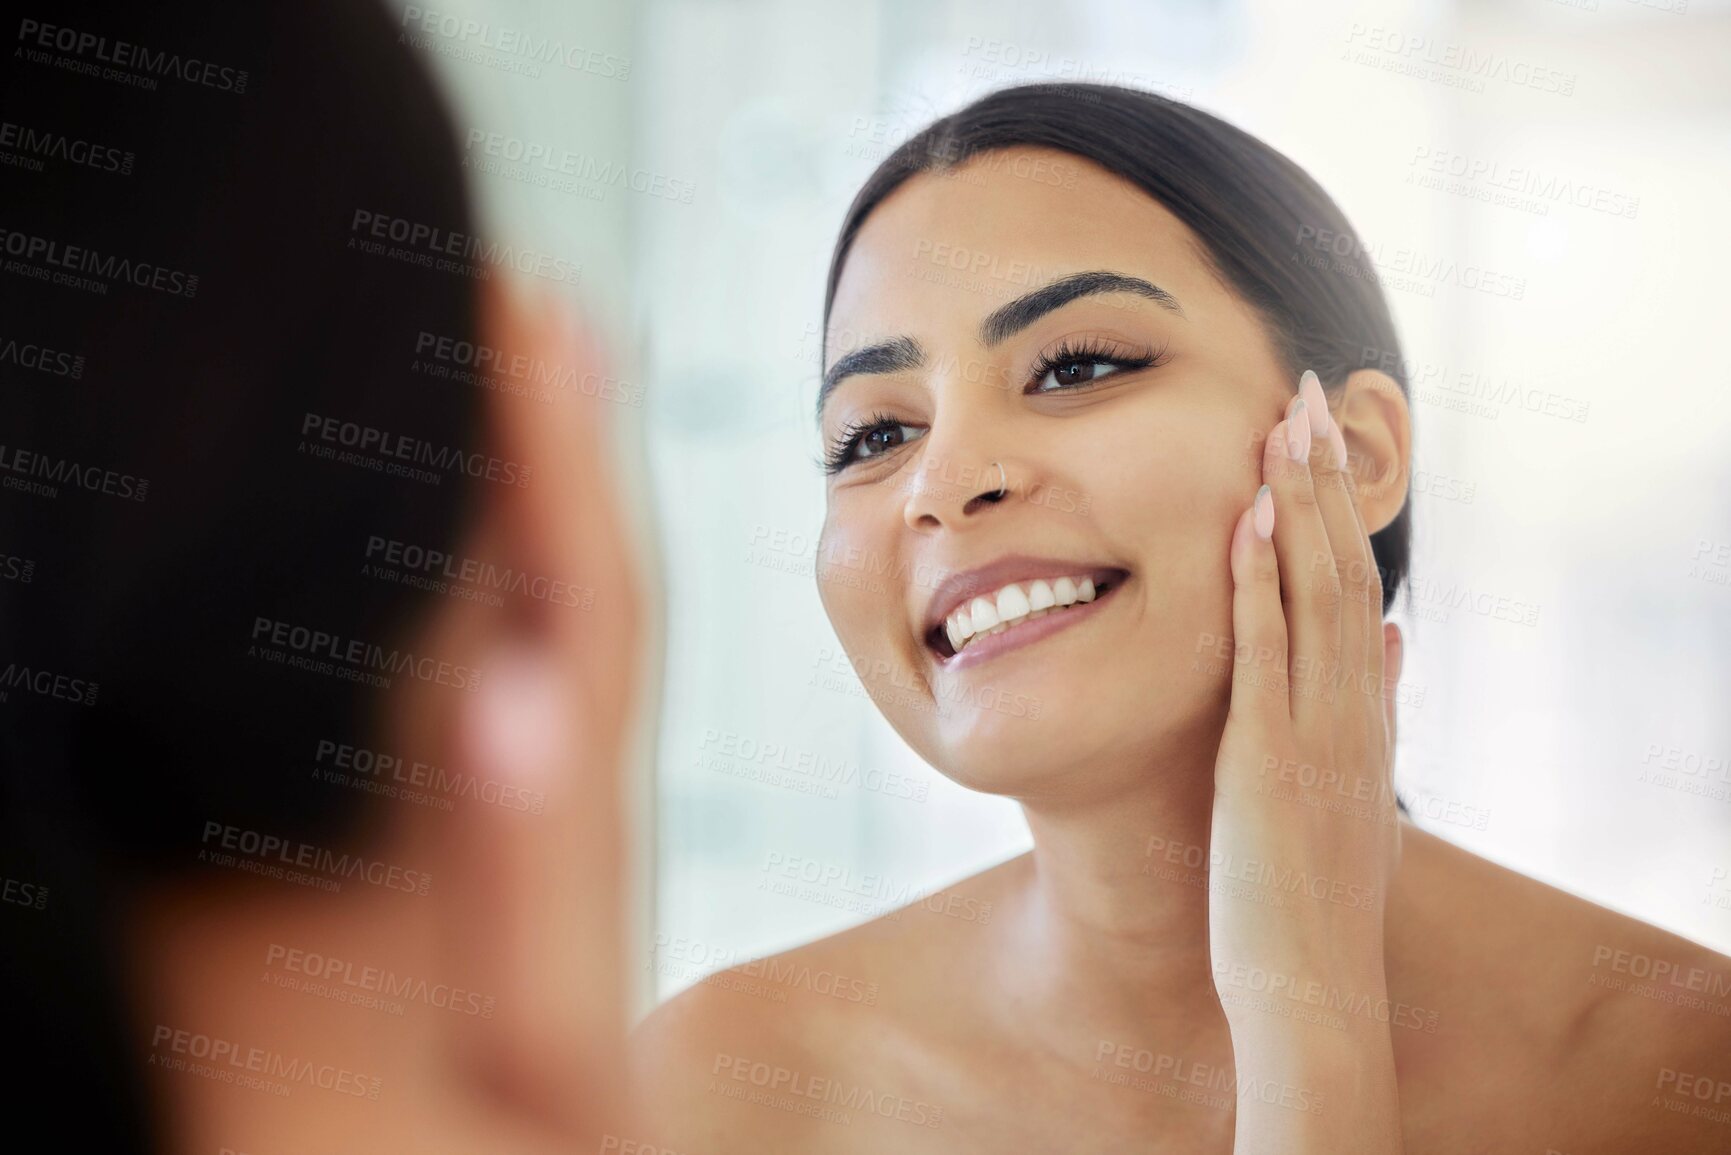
[816,146,1299,803]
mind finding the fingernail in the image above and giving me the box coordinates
[1299,369,1331,441]
[1287,399,1311,462]
[1327,422,1349,472]
[1253,484,1274,540]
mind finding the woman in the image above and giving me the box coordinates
[634,83,1731,1152]
[0,3,644,1151]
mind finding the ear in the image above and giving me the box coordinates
[1332,368,1411,535]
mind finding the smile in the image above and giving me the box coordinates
[925,567,1129,666]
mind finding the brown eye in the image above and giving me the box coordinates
[825,414,929,475]
[826,419,927,474]
[862,426,902,455]
[1032,357,1114,393]
[859,421,924,458]
[1053,359,1095,388]
[1026,341,1164,396]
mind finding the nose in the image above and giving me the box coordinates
[901,451,1013,531]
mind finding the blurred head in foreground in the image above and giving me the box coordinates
[0,3,642,1151]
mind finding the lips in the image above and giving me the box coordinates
[921,555,1130,660]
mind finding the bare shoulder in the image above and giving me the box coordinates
[628,959,820,1153]
[629,854,1023,1152]
[1391,824,1731,1153]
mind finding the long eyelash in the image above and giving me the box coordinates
[815,340,1166,474]
[818,409,901,475]
[1027,338,1170,390]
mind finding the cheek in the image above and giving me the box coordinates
[814,509,900,662]
[1087,401,1252,559]
[817,504,956,750]
[1079,401,1255,659]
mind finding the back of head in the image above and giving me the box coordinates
[1,2,480,1146]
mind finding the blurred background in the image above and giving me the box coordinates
[394,0,1731,1014]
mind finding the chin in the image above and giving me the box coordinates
[888,665,1215,804]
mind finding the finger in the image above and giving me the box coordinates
[1305,371,1396,814]
[1381,621,1403,770]
[1224,485,1289,757]
[1262,397,1338,740]
[1337,436,1386,708]
[1301,370,1379,711]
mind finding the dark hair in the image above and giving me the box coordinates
[0,2,482,1148]
[823,82,1411,614]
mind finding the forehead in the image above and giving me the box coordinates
[826,145,1214,357]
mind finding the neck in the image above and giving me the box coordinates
[998,747,1234,1061]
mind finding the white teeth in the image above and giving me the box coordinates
[968,595,999,632]
[995,584,1031,623]
[941,573,1115,654]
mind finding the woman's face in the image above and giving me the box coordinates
[817,146,1297,802]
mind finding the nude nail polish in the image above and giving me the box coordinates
[1253,484,1274,540]
[1299,369,1331,441]
[1287,399,1311,462]
[1327,423,1350,474]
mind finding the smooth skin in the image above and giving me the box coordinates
[633,147,1731,1152]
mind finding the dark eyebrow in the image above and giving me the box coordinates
[815,271,1180,420]
[980,270,1183,346]
[817,335,924,420]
